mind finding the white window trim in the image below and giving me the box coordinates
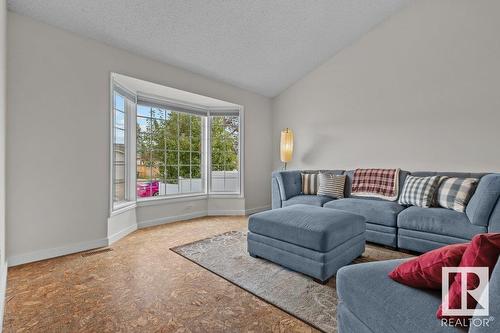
[207,107,244,198]
[109,75,244,214]
[109,78,136,214]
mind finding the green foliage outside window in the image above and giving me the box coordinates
[136,107,239,181]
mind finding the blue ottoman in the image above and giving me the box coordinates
[248,204,366,283]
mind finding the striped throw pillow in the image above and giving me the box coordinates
[301,173,319,195]
[399,175,442,208]
[437,177,478,212]
[317,174,346,198]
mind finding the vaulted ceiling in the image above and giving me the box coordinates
[8,0,411,97]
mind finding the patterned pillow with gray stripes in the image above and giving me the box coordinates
[436,177,478,212]
[398,175,443,208]
[301,173,319,195]
[317,173,346,198]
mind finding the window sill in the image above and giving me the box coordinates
[111,202,136,217]
[137,193,208,206]
[136,192,244,207]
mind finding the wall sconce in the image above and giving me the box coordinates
[280,128,294,170]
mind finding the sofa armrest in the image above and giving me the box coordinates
[487,198,500,233]
[271,176,282,209]
[466,174,500,227]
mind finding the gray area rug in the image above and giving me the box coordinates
[171,231,412,333]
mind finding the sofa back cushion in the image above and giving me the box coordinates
[466,174,500,226]
[411,171,487,179]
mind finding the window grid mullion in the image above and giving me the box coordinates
[177,113,180,194]
[163,110,167,197]
[189,115,192,192]
[149,108,153,194]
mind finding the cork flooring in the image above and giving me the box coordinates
[4,216,318,332]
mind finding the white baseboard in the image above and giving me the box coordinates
[7,238,108,267]
[208,206,271,216]
[245,205,271,215]
[207,209,246,216]
[137,211,207,229]
[0,260,7,333]
[107,223,137,245]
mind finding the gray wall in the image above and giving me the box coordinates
[272,0,500,172]
[7,12,272,262]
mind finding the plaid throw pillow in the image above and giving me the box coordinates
[437,177,478,212]
[317,173,346,198]
[301,173,318,195]
[399,175,442,208]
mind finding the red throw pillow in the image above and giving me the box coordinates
[389,243,468,289]
[437,233,500,320]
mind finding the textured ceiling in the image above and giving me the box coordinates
[8,0,410,97]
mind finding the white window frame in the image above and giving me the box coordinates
[135,104,207,199]
[109,77,244,211]
[207,108,244,198]
[109,79,137,213]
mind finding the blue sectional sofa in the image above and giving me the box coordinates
[336,258,500,333]
[272,170,500,253]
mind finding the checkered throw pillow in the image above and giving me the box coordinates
[301,173,318,195]
[399,175,442,208]
[317,173,346,198]
[437,177,478,212]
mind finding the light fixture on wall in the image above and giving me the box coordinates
[280,128,294,170]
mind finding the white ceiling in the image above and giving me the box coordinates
[8,0,410,97]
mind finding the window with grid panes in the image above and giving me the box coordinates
[136,105,203,198]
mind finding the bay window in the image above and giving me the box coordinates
[110,74,242,212]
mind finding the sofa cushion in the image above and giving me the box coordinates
[466,174,500,226]
[282,194,334,207]
[324,198,405,227]
[398,206,487,240]
[337,259,463,333]
[248,204,365,252]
